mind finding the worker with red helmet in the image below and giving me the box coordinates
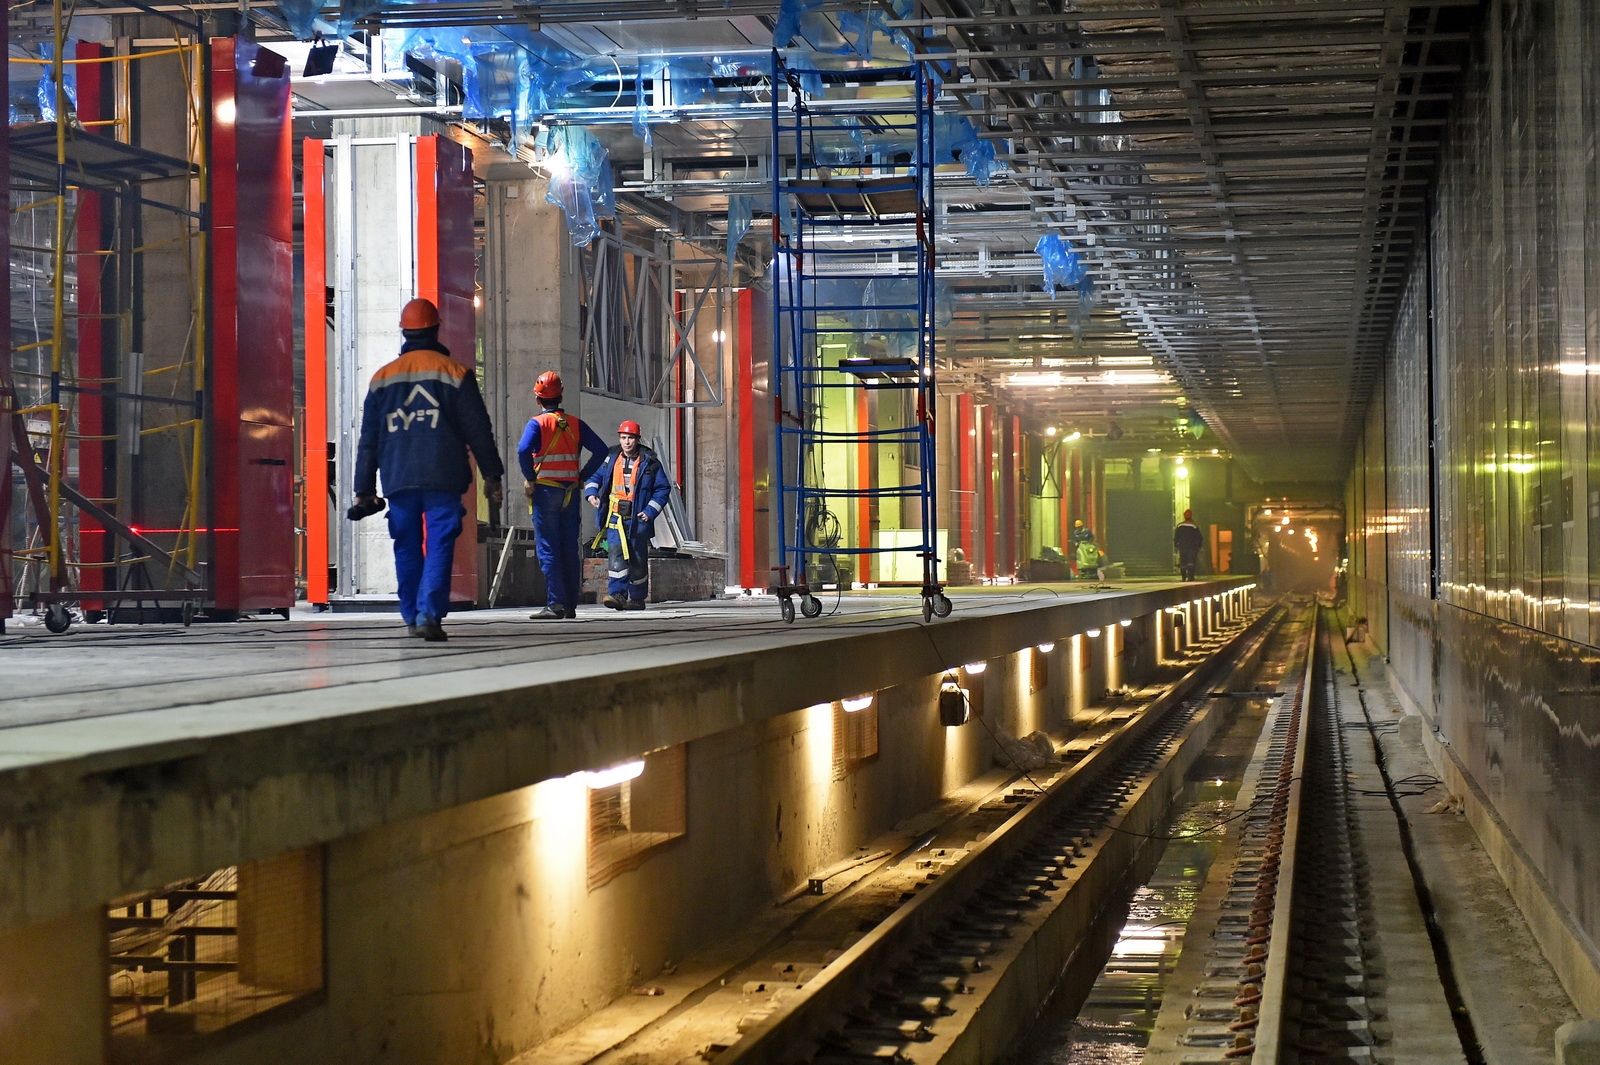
[516,370,608,618]
[585,420,673,609]
[351,298,504,642]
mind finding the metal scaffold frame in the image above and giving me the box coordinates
[5,7,209,632]
[770,54,950,624]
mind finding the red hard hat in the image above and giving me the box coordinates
[533,371,563,400]
[400,297,440,330]
[618,420,641,436]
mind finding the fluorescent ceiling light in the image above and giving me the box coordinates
[841,694,875,713]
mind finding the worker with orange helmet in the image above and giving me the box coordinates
[351,298,504,642]
[584,419,672,609]
[516,370,608,618]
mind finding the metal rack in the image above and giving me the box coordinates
[5,19,210,633]
[769,54,950,623]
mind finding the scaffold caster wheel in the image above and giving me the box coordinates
[922,596,934,623]
[932,593,953,618]
[780,596,796,624]
[181,601,196,628]
[44,603,72,634]
[800,594,822,618]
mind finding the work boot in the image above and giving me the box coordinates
[530,606,566,620]
[602,594,624,610]
[406,623,421,637]
[416,617,447,642]
[624,598,646,611]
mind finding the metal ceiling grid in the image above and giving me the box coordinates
[908,0,1477,482]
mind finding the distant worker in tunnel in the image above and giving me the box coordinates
[1174,509,1204,581]
[586,420,672,610]
[1069,518,1095,578]
[1074,530,1106,582]
[352,298,505,643]
[518,371,608,619]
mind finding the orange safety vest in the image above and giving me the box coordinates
[530,410,582,484]
[609,452,640,510]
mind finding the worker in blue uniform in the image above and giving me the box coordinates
[585,420,673,610]
[517,371,608,619]
[352,298,504,642]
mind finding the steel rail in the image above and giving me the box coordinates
[1243,606,1317,1060]
[718,599,1279,1065]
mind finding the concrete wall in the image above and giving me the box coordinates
[0,909,105,1065]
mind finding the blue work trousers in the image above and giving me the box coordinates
[386,489,465,625]
[531,483,583,610]
[606,527,651,601]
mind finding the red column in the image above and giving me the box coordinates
[303,139,329,605]
[979,404,992,572]
[209,37,295,611]
[415,134,479,605]
[956,394,974,562]
[76,42,109,607]
[736,290,757,589]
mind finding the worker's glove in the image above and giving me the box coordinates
[523,480,536,500]
[614,499,632,519]
[484,478,504,508]
[347,494,386,521]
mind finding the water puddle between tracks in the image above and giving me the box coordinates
[1011,676,1281,1065]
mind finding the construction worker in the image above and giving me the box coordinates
[517,371,607,619]
[585,420,672,609]
[352,298,504,642]
[1174,508,1204,581]
[1068,519,1095,578]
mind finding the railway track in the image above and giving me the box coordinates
[702,603,1292,1065]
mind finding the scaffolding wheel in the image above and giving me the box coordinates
[922,596,934,623]
[800,594,823,618]
[932,593,953,618]
[44,603,72,634]
[780,595,796,624]
[181,601,197,628]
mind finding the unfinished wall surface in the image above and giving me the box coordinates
[162,642,1122,1065]
[0,909,106,1065]
[1346,0,1600,1014]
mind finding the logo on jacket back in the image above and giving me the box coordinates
[388,384,440,432]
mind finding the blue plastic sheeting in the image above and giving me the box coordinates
[384,25,581,143]
[277,0,323,41]
[931,113,1000,185]
[35,43,78,124]
[1035,233,1089,297]
[338,0,383,39]
[541,125,615,247]
[726,194,756,270]
[773,0,854,55]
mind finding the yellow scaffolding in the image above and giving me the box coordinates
[5,7,208,630]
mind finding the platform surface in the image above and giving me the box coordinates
[0,580,1250,932]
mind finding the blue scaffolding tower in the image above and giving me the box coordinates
[770,55,952,624]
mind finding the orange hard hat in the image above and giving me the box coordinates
[533,371,563,400]
[618,420,641,436]
[400,297,440,330]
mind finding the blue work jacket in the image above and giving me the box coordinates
[584,446,673,540]
[354,340,504,497]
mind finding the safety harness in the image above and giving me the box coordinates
[527,409,582,506]
[592,451,642,558]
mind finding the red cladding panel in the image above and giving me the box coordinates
[414,135,480,603]
[210,37,295,610]
[302,139,329,603]
[76,42,109,604]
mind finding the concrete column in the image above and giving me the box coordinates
[482,173,583,531]
[0,908,105,1064]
